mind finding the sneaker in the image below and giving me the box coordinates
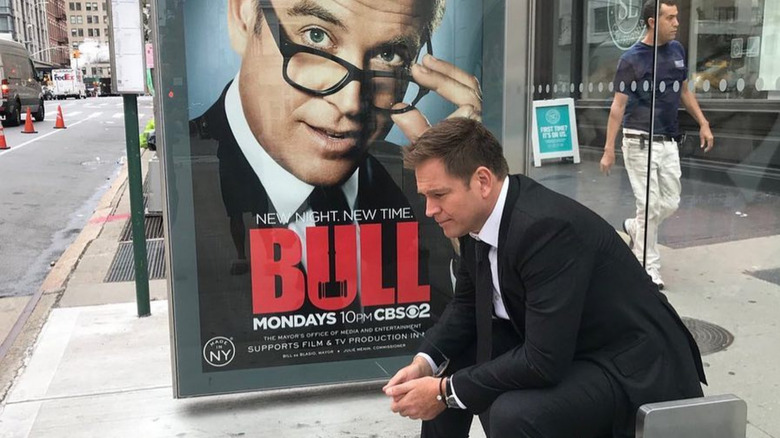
[647,268,665,290]
[622,218,635,249]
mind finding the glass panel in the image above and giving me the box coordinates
[531,2,780,431]
[529,0,654,279]
[688,0,772,99]
[157,0,492,397]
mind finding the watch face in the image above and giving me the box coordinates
[446,394,459,409]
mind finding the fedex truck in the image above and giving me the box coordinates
[52,69,86,99]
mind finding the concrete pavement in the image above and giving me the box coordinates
[0,150,778,437]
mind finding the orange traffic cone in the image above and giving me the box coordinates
[0,125,8,150]
[21,108,37,134]
[54,105,67,129]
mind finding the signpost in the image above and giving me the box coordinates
[531,98,581,167]
[107,0,150,317]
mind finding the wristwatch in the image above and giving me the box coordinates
[444,377,461,409]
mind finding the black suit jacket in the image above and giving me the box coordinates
[421,174,705,435]
[188,85,454,370]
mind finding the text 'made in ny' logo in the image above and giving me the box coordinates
[203,336,236,367]
[608,0,645,50]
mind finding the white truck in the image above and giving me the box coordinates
[51,69,86,100]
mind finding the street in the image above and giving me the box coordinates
[0,95,154,298]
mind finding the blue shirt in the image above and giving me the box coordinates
[613,40,688,136]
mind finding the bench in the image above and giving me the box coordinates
[636,394,747,438]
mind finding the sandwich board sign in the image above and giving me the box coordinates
[531,98,581,167]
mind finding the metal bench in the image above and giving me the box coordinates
[636,394,747,438]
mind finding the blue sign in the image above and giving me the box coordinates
[531,98,580,167]
[535,105,573,154]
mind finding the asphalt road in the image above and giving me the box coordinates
[0,95,154,298]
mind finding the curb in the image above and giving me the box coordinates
[0,160,130,403]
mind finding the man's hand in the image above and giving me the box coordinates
[385,376,447,421]
[600,148,616,175]
[383,356,432,400]
[391,54,483,143]
[699,124,714,152]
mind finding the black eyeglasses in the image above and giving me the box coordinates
[410,327,450,377]
[262,3,431,114]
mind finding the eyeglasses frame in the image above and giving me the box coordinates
[261,1,432,114]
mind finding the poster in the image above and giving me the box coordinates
[180,0,484,375]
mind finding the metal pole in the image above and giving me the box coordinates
[123,93,151,317]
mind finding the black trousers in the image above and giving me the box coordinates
[421,320,623,438]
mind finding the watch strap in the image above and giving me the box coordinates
[445,376,460,409]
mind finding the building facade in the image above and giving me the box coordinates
[46,0,67,66]
[65,0,110,79]
[0,0,51,63]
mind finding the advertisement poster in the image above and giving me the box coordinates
[182,0,484,374]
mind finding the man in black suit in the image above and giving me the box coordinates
[188,0,483,371]
[384,118,706,438]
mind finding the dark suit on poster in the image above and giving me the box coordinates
[188,86,454,370]
[421,174,705,437]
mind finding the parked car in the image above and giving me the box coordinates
[0,39,44,126]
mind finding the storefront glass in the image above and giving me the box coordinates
[688,0,779,99]
[529,0,780,433]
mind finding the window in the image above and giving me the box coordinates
[86,2,92,11]
[77,15,83,24]
[76,3,81,11]
[93,2,98,10]
[94,15,99,23]
[103,15,107,23]
[95,28,100,37]
[87,15,92,23]
[88,28,93,37]
[71,28,77,37]
[0,16,9,33]
[78,28,83,37]
[69,2,75,11]
[70,15,76,24]
[689,0,779,98]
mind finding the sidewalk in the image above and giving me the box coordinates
[0,152,778,437]
[0,151,485,438]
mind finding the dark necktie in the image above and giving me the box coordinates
[475,240,493,363]
[309,187,351,299]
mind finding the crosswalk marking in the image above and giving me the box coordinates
[113,113,123,118]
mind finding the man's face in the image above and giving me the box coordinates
[415,158,490,239]
[654,4,679,45]
[231,0,432,186]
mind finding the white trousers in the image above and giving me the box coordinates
[621,134,681,272]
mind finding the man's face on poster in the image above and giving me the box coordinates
[228,0,437,186]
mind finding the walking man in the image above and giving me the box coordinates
[600,0,714,289]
